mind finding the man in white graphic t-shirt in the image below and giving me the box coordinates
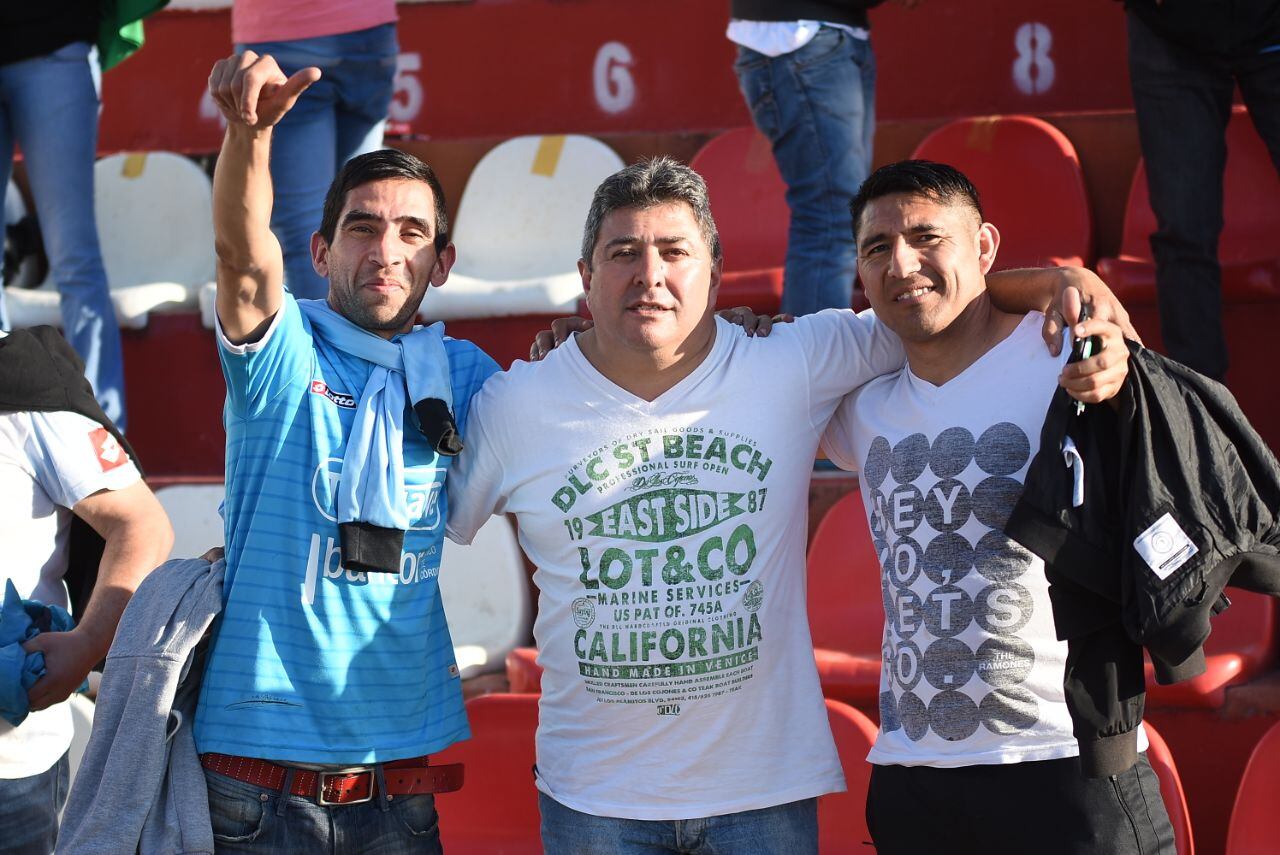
[821,160,1176,855]
[447,157,1136,854]
[0,328,172,854]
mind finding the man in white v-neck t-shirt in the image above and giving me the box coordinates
[820,160,1176,855]
[446,157,1135,854]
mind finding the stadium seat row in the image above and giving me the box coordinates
[6,110,1278,329]
[5,135,630,330]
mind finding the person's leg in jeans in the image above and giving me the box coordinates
[0,753,70,855]
[241,25,396,301]
[331,24,397,176]
[539,791,817,855]
[1,43,126,427]
[697,798,817,855]
[734,27,875,316]
[240,38,338,300]
[1127,11,1235,381]
[205,766,444,855]
[539,792,676,855]
[0,66,14,332]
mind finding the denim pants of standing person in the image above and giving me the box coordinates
[0,43,126,429]
[204,767,443,854]
[1127,10,1280,381]
[733,25,876,316]
[538,792,818,855]
[0,753,70,855]
[239,24,398,300]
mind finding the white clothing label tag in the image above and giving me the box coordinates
[1061,436,1085,508]
[1134,513,1199,580]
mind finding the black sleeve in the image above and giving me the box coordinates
[1054,583,1147,778]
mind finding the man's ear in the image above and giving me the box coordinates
[311,232,329,277]
[708,256,723,308]
[977,222,1001,275]
[578,258,593,307]
[429,243,456,287]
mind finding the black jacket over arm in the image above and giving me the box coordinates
[1006,343,1280,777]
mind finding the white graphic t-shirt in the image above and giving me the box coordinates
[823,312,1093,767]
[448,312,904,819]
[0,409,141,778]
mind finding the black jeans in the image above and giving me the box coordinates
[866,753,1175,855]
[1127,10,1280,381]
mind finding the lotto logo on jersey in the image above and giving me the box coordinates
[310,380,356,409]
[88,427,129,472]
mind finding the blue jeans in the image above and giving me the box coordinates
[204,768,442,854]
[538,792,818,855]
[1127,10,1280,381]
[0,42,126,429]
[239,24,398,300]
[733,26,876,316]
[0,752,69,855]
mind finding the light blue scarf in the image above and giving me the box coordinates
[298,300,455,545]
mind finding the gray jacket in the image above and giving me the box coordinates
[57,557,225,855]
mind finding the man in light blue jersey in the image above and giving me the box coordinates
[197,52,499,853]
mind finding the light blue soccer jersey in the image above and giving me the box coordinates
[194,295,499,764]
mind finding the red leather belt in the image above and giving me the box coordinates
[201,753,464,806]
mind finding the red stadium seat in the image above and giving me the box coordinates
[505,646,542,693]
[433,693,542,854]
[1143,720,1196,855]
[1097,106,1280,304]
[689,128,788,314]
[1144,590,1277,709]
[808,490,886,706]
[1226,718,1280,855]
[909,115,1092,269]
[819,699,879,854]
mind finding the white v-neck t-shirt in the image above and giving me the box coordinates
[448,311,904,820]
[822,312,1147,767]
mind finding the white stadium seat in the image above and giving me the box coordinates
[419,134,624,321]
[438,515,532,678]
[153,483,226,561]
[5,152,214,330]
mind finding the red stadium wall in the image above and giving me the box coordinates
[101,0,1131,154]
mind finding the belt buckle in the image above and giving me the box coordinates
[317,770,375,806]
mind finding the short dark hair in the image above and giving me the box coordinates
[849,160,984,244]
[318,149,450,253]
[581,156,722,268]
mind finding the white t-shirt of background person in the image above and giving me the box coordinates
[822,312,1091,768]
[726,21,870,57]
[0,409,141,779]
[448,311,904,820]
